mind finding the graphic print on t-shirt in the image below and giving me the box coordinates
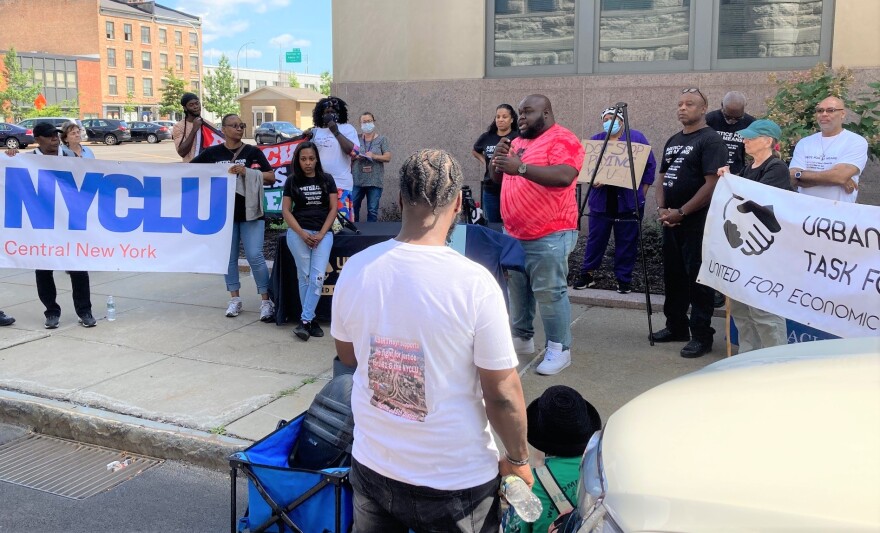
[662,145,693,187]
[367,336,427,422]
[299,183,324,207]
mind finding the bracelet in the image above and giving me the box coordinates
[333,130,341,136]
[505,453,529,466]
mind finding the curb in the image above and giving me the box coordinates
[0,390,252,471]
[570,287,727,318]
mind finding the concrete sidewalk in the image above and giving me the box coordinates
[0,268,725,468]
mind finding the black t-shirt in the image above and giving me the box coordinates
[660,126,728,227]
[742,156,792,191]
[191,144,272,222]
[705,110,755,175]
[283,172,337,231]
[473,130,518,194]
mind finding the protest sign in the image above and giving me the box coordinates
[698,174,880,338]
[578,140,651,187]
[1,154,234,273]
[197,123,305,215]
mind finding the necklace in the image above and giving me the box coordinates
[819,133,840,161]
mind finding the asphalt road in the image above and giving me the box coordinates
[0,424,248,533]
[86,137,258,164]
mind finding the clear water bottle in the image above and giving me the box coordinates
[501,475,543,522]
[106,296,116,321]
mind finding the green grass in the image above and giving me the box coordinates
[209,425,227,435]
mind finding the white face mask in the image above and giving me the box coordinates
[361,122,375,134]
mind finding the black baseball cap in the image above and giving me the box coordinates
[33,122,62,138]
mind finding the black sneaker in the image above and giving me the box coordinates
[293,321,310,341]
[680,339,712,358]
[713,290,726,308]
[573,272,596,290]
[651,328,689,343]
[0,311,15,327]
[44,315,60,329]
[616,280,632,294]
[78,312,97,328]
[309,321,324,338]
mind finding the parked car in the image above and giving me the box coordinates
[129,121,172,143]
[562,337,880,532]
[254,121,302,145]
[0,122,34,149]
[17,117,84,137]
[153,120,176,129]
[82,118,132,145]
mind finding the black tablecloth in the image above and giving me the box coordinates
[269,223,400,324]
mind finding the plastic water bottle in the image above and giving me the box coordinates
[106,296,116,321]
[501,475,543,522]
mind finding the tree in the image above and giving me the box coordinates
[24,99,79,119]
[159,67,187,120]
[319,71,332,96]
[203,54,238,118]
[0,47,41,122]
[288,72,301,88]
[123,91,137,115]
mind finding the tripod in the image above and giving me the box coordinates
[577,102,655,345]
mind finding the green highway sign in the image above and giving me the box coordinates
[285,49,302,63]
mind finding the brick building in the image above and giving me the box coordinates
[0,0,201,120]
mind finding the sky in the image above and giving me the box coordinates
[173,0,332,76]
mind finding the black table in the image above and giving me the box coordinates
[269,223,400,324]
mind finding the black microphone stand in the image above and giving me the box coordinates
[577,102,655,345]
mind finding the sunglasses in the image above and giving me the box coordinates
[224,123,247,129]
[814,107,843,114]
[681,87,707,105]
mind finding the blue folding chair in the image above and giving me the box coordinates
[229,413,353,533]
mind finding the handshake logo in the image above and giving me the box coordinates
[722,194,781,256]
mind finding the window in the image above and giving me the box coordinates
[141,26,151,44]
[124,23,132,41]
[189,32,197,46]
[159,28,167,44]
[109,75,118,95]
[175,54,184,70]
[159,53,168,69]
[189,55,198,71]
[161,78,168,89]
[125,50,133,68]
[142,52,152,69]
[174,30,182,46]
[45,71,56,88]
[126,76,135,94]
[107,48,116,67]
[190,79,200,93]
[239,79,250,94]
[143,78,153,97]
[486,0,833,75]
[106,21,115,39]
[66,71,77,89]
[256,80,267,88]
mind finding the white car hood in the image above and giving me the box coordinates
[602,337,880,531]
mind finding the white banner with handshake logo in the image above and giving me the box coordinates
[0,154,234,274]
[698,174,880,339]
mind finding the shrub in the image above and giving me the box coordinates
[766,64,880,162]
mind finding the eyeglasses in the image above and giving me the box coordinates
[681,87,707,105]
[814,107,843,114]
[223,123,247,129]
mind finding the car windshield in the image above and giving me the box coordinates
[277,123,298,133]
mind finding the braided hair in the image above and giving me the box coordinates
[399,149,464,214]
[312,96,349,128]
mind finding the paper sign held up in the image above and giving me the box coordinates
[578,140,651,188]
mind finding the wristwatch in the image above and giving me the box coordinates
[517,162,527,175]
[794,171,803,180]
[677,208,686,217]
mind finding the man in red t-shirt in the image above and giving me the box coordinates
[492,94,585,376]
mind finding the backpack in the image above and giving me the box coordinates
[288,374,355,470]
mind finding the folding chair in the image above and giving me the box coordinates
[229,414,353,533]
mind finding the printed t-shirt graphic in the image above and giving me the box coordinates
[367,336,427,422]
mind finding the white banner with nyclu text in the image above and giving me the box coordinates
[697,174,880,339]
[0,154,234,274]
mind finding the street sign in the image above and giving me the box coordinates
[285,49,302,63]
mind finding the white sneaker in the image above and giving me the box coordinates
[536,341,571,375]
[259,299,275,322]
[512,336,535,355]
[225,298,243,317]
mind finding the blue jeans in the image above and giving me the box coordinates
[507,230,578,350]
[481,187,501,224]
[226,220,269,294]
[285,228,333,322]
[352,185,382,222]
[350,459,501,533]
